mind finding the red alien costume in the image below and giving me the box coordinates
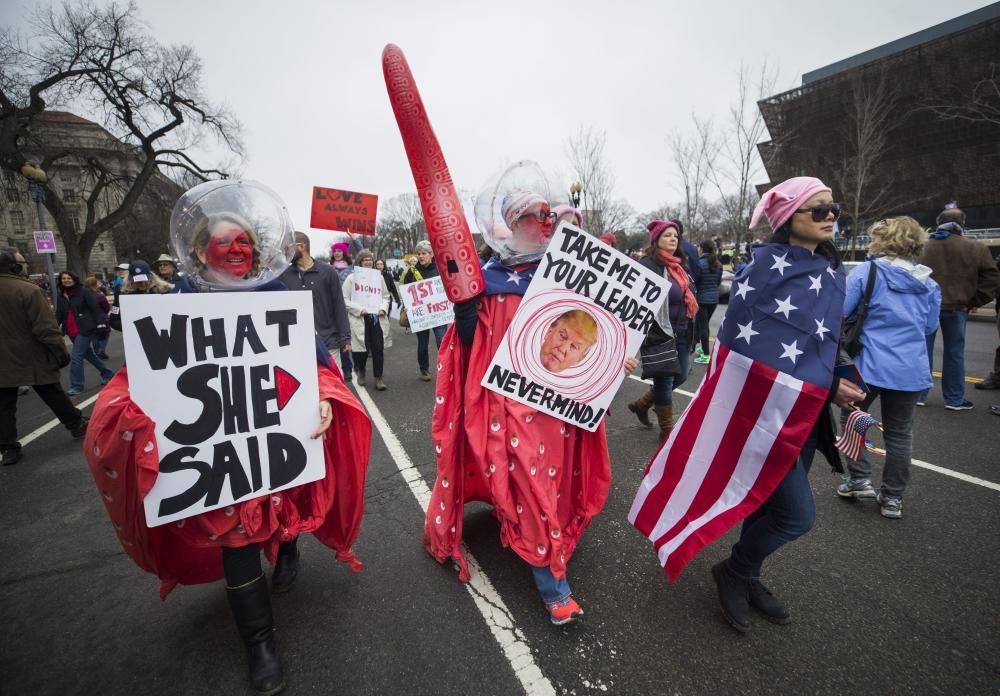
[84,356,371,599]
[424,260,612,582]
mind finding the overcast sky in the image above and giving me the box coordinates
[4,0,994,249]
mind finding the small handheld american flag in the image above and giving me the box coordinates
[835,408,882,460]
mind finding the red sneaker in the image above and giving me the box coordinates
[546,596,583,626]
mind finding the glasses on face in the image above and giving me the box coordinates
[518,210,556,224]
[795,203,841,222]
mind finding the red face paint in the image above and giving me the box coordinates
[205,227,253,278]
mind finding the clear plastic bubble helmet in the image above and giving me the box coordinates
[170,180,295,291]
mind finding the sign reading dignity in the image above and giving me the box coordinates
[399,277,454,332]
[310,186,379,235]
[119,292,325,527]
[481,223,670,432]
[351,267,385,314]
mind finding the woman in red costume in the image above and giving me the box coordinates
[84,180,371,695]
[425,163,635,626]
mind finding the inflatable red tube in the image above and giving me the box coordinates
[382,44,484,302]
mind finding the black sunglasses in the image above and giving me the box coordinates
[795,203,841,222]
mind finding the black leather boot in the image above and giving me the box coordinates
[749,579,791,624]
[711,561,752,633]
[271,539,299,594]
[226,575,286,695]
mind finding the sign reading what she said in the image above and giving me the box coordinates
[120,292,324,527]
[482,223,670,432]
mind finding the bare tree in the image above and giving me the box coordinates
[367,193,426,259]
[922,62,1000,127]
[0,0,242,275]
[601,197,635,235]
[565,124,619,233]
[709,62,777,245]
[670,115,719,240]
[832,69,902,257]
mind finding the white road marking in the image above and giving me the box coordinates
[354,386,557,696]
[626,374,1000,493]
[19,393,101,447]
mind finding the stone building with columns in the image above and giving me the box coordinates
[1,111,181,279]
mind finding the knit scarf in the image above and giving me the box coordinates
[929,221,964,239]
[658,249,699,319]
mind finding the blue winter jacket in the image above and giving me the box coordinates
[695,255,723,305]
[844,258,941,392]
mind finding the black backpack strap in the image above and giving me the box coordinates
[856,261,878,322]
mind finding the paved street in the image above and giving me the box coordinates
[2,315,998,696]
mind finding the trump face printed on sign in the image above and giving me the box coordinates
[538,309,598,374]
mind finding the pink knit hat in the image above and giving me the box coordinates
[750,176,831,231]
[331,241,350,255]
[647,219,680,245]
[551,204,582,226]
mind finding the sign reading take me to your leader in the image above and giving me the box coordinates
[120,292,325,527]
[482,223,670,432]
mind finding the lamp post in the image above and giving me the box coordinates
[20,163,58,309]
[569,181,582,209]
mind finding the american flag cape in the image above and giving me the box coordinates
[835,409,881,460]
[629,243,846,580]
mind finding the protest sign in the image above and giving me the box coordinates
[351,267,384,314]
[310,186,378,235]
[33,230,57,254]
[481,223,670,431]
[400,277,454,332]
[119,292,325,527]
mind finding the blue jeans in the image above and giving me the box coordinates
[920,310,967,406]
[843,386,919,499]
[92,332,109,356]
[416,324,447,372]
[728,428,817,578]
[530,565,571,604]
[69,333,113,391]
[652,336,689,406]
[339,348,354,377]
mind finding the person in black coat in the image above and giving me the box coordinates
[55,271,114,395]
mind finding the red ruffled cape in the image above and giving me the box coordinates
[424,293,612,581]
[84,365,371,599]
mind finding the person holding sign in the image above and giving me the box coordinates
[83,180,372,695]
[343,250,392,391]
[424,163,636,627]
[400,240,449,381]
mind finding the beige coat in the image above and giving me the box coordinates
[0,273,70,386]
[342,272,392,351]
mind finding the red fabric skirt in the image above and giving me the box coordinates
[84,364,371,598]
[424,293,612,581]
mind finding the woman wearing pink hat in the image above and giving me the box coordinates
[628,220,699,439]
[706,176,866,632]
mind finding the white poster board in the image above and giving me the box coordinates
[400,277,454,332]
[119,292,325,527]
[481,223,670,431]
[351,267,384,314]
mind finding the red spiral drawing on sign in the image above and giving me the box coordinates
[382,44,484,302]
[506,290,627,403]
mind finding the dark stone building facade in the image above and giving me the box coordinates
[757,3,1000,236]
